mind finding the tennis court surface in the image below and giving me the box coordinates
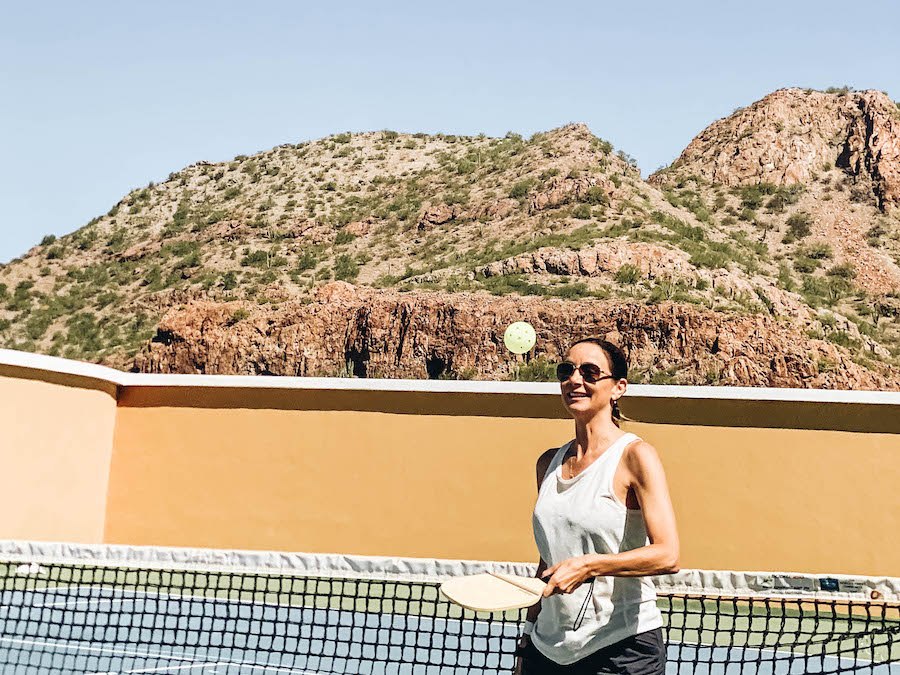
[1,542,897,674]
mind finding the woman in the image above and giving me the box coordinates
[516,337,680,674]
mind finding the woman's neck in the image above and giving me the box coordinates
[572,418,623,460]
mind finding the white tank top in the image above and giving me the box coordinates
[531,432,663,665]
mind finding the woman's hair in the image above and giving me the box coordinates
[568,337,635,427]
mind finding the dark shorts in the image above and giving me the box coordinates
[521,628,666,675]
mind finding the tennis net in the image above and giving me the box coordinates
[0,541,897,674]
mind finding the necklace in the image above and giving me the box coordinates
[562,452,594,480]
[562,435,623,479]
[561,455,582,480]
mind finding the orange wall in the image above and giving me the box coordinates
[0,367,117,542]
[651,424,899,575]
[1,351,896,577]
[105,386,900,576]
[106,389,571,560]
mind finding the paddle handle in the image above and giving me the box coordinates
[486,571,543,597]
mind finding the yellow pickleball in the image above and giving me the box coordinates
[504,321,536,354]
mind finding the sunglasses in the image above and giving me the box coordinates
[555,361,615,384]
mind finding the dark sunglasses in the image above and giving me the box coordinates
[555,361,615,384]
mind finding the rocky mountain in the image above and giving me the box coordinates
[2,87,900,387]
[655,89,900,209]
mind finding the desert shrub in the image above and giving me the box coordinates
[95,291,119,308]
[594,138,614,154]
[764,185,803,212]
[297,250,318,271]
[174,251,201,270]
[73,228,98,250]
[511,356,557,382]
[799,242,833,260]
[334,230,356,246]
[240,250,269,267]
[826,263,856,279]
[786,212,812,239]
[333,254,359,281]
[25,313,52,339]
[444,189,469,205]
[8,280,35,310]
[777,263,796,291]
[480,274,546,296]
[171,199,191,228]
[583,186,610,205]
[509,180,533,199]
[66,312,102,351]
[825,330,859,348]
[456,159,476,175]
[540,168,561,181]
[690,250,729,269]
[737,182,778,210]
[221,271,239,290]
[794,257,819,273]
[617,150,638,169]
[550,282,595,299]
[754,287,775,314]
[228,308,250,324]
[615,264,641,284]
[866,222,887,247]
[106,230,126,250]
[799,276,831,307]
[693,206,712,223]
[572,204,592,219]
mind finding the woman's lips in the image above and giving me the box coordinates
[566,392,590,401]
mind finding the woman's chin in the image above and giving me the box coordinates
[564,397,593,411]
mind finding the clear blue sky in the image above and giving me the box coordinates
[2,0,898,263]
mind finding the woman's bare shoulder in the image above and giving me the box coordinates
[623,439,666,479]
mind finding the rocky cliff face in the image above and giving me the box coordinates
[135,282,900,389]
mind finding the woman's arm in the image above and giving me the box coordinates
[542,441,679,595]
[520,448,557,640]
[526,448,557,617]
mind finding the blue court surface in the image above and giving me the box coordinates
[1,585,897,674]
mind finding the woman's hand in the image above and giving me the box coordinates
[541,555,596,596]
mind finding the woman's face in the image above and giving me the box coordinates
[559,343,624,417]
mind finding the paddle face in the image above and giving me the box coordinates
[440,572,546,612]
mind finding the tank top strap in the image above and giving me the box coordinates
[598,432,641,494]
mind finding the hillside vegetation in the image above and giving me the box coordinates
[2,87,899,386]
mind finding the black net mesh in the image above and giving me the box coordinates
[0,557,897,674]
